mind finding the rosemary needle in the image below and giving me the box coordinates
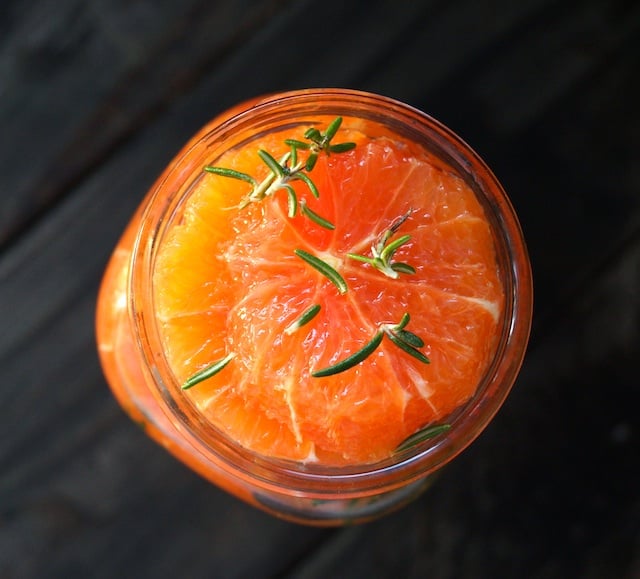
[383,313,431,365]
[395,424,452,452]
[385,330,431,364]
[284,304,322,335]
[294,249,348,294]
[311,313,429,378]
[204,166,256,185]
[312,331,384,377]
[300,199,335,230]
[182,353,235,390]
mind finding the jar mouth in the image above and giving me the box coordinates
[129,89,533,494]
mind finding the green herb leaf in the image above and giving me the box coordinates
[395,329,425,348]
[346,253,375,265]
[380,234,411,263]
[182,353,235,390]
[289,142,299,166]
[305,152,319,172]
[395,424,452,452]
[258,149,286,178]
[284,304,322,335]
[385,330,430,364]
[284,138,310,150]
[283,184,298,217]
[324,116,343,141]
[391,262,416,275]
[304,127,322,141]
[312,330,384,377]
[329,142,356,153]
[394,312,412,332]
[295,249,348,294]
[379,313,430,364]
[293,171,320,198]
[300,200,335,230]
[204,166,257,185]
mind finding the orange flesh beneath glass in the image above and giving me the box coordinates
[151,118,505,466]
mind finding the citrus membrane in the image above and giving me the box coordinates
[152,118,504,466]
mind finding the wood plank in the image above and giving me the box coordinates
[428,0,640,329]
[0,0,293,246]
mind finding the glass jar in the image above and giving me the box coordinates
[96,89,533,525]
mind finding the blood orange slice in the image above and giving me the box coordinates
[153,118,504,465]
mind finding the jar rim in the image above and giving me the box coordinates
[129,88,532,495]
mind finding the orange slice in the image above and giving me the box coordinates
[153,120,504,465]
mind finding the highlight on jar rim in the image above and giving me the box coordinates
[96,89,532,524]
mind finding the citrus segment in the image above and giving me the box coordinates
[153,119,504,465]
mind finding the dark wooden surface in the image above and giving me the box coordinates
[1,0,638,577]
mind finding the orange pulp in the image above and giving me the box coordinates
[152,118,504,466]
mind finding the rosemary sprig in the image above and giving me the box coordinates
[312,312,429,377]
[284,116,356,171]
[284,304,322,335]
[347,211,416,279]
[204,117,355,219]
[395,424,452,452]
[294,249,348,294]
[383,313,430,365]
[182,353,236,390]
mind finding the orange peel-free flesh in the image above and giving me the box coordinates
[153,120,504,466]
